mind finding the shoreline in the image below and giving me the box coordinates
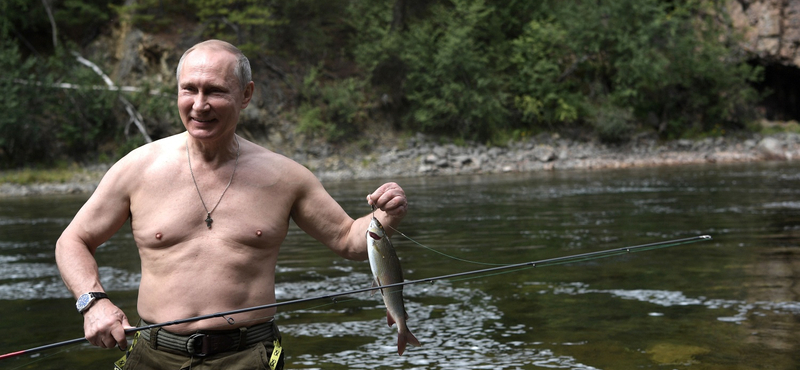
[309,131,800,181]
[2,132,798,197]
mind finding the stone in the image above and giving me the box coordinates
[758,137,785,159]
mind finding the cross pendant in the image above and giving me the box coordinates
[205,213,213,228]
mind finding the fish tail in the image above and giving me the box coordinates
[396,328,421,356]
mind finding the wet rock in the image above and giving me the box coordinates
[533,145,558,162]
[758,137,785,159]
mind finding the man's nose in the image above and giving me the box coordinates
[193,93,209,110]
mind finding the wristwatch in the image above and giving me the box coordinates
[76,292,108,314]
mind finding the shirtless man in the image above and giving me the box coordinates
[55,39,407,369]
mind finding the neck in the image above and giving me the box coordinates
[186,132,240,165]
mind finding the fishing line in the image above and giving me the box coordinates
[5,346,72,370]
[387,225,510,267]
[371,201,499,266]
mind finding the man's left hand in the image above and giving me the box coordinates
[367,182,407,218]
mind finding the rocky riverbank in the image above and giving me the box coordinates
[2,132,799,197]
[308,131,800,181]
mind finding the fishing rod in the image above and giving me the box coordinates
[0,234,711,361]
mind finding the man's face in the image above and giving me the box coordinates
[177,48,252,140]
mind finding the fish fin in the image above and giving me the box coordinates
[387,311,396,327]
[397,328,421,356]
[374,278,386,297]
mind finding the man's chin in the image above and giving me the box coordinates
[186,124,217,136]
[185,126,238,142]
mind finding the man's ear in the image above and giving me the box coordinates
[241,81,255,108]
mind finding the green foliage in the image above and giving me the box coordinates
[349,0,761,142]
[124,81,180,139]
[109,0,176,30]
[533,0,762,139]
[0,0,774,167]
[350,0,516,141]
[592,105,635,144]
[189,0,281,55]
[55,0,115,28]
[297,66,369,142]
[509,19,582,126]
[0,39,40,167]
[0,166,84,185]
[0,41,124,167]
[266,0,354,62]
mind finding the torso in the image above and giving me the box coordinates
[126,134,301,333]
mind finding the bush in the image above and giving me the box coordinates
[349,0,762,141]
[350,0,515,141]
[509,19,581,126]
[297,66,369,142]
[0,40,41,167]
[592,105,635,144]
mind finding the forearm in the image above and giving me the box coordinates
[55,236,105,298]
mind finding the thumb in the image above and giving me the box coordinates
[122,317,135,331]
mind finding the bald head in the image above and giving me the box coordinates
[176,39,251,92]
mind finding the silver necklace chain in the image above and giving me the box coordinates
[186,135,240,229]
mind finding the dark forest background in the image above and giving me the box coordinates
[1,0,795,168]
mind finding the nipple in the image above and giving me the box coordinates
[155,233,163,240]
[256,230,262,237]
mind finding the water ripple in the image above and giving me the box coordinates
[0,256,140,300]
[277,272,599,369]
[544,281,800,323]
[762,201,800,209]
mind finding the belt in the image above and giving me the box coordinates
[139,320,277,357]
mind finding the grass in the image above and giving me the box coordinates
[756,120,800,135]
[0,166,86,185]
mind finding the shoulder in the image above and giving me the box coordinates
[237,137,316,180]
[101,134,185,191]
[234,137,324,206]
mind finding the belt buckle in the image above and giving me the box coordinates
[186,333,209,357]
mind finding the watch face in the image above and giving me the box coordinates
[76,294,92,311]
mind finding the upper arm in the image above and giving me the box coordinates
[59,158,135,253]
[288,165,361,259]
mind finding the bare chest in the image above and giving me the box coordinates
[128,168,294,252]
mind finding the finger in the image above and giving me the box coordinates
[380,194,403,209]
[367,184,392,206]
[379,194,408,216]
[114,315,131,350]
[371,183,403,206]
[99,337,112,349]
[112,325,128,350]
[86,335,100,347]
[84,325,103,347]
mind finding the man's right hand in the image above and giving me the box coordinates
[83,299,132,350]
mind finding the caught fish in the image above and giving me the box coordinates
[366,216,421,355]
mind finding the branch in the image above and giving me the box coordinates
[71,51,153,143]
[41,0,58,48]
[11,78,169,96]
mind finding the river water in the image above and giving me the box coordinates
[1,161,799,369]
